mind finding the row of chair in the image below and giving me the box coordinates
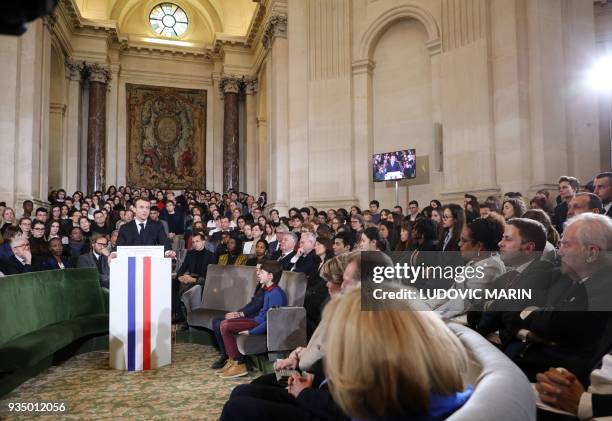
[181,264,308,357]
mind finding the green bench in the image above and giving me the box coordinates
[0,268,109,397]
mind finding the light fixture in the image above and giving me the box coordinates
[588,55,612,92]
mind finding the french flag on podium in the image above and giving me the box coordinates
[109,247,172,371]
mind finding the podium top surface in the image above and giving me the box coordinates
[116,246,165,258]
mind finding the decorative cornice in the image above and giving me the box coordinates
[42,14,58,31]
[84,62,111,84]
[59,0,81,31]
[65,58,84,81]
[245,2,267,47]
[262,13,287,49]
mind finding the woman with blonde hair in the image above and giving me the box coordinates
[220,255,351,421]
[324,288,473,420]
[0,207,18,235]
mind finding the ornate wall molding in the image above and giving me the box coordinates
[84,63,111,84]
[220,76,242,95]
[262,13,287,49]
[244,77,258,95]
[65,59,84,81]
[351,59,376,76]
[358,5,442,60]
[42,14,58,32]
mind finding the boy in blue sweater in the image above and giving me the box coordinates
[218,260,287,379]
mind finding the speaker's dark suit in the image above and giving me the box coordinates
[117,219,171,251]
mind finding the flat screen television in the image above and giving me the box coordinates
[372,149,416,182]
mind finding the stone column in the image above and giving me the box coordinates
[84,63,110,193]
[244,77,258,195]
[221,76,241,192]
[262,12,289,213]
[64,59,83,194]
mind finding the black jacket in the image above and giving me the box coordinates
[176,248,218,280]
[0,255,34,275]
[117,219,171,251]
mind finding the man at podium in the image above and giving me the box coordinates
[116,198,176,259]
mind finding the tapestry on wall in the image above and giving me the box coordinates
[126,84,206,189]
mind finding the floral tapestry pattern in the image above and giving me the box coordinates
[126,84,206,189]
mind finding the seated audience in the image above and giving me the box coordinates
[502,197,527,220]
[218,237,248,266]
[593,171,612,217]
[271,231,297,270]
[439,204,465,251]
[472,218,554,346]
[29,220,49,260]
[522,208,560,263]
[66,226,90,265]
[553,176,580,233]
[324,288,473,421]
[567,192,604,218]
[358,227,386,252]
[246,239,269,266]
[0,226,19,260]
[0,235,34,275]
[331,231,353,256]
[313,236,332,269]
[211,274,266,370]
[509,213,612,380]
[38,237,73,270]
[172,232,218,322]
[430,215,506,316]
[378,220,398,251]
[18,216,32,238]
[217,261,287,379]
[77,233,110,288]
[395,221,411,251]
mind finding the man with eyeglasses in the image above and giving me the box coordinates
[77,233,111,288]
[0,235,33,275]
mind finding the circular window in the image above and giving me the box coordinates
[149,3,188,38]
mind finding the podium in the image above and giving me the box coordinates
[109,246,172,371]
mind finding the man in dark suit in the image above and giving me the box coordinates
[535,311,612,419]
[77,233,111,288]
[173,232,217,321]
[473,218,555,343]
[210,216,233,243]
[116,198,175,258]
[271,231,297,271]
[509,214,612,381]
[289,232,320,282]
[594,172,612,218]
[0,234,34,275]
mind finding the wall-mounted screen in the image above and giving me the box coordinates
[372,149,416,182]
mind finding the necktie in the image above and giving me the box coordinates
[95,255,103,273]
[138,223,145,239]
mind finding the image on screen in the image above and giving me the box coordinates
[372,149,416,182]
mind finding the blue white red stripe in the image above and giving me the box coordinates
[126,256,154,371]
